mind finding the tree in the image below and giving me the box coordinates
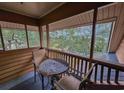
[49,22,112,57]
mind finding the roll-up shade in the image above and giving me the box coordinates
[42,3,117,32]
[27,25,39,31]
[0,21,25,29]
[48,10,94,32]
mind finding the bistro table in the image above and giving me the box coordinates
[38,58,69,89]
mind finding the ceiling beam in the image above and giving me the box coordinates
[40,2,112,25]
[0,9,39,26]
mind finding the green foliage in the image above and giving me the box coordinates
[0,28,40,50]
[49,22,112,57]
[2,28,27,50]
[28,31,40,47]
[43,32,47,47]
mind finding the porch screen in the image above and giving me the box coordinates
[0,21,40,50]
[47,10,94,57]
[0,21,27,50]
[27,25,40,48]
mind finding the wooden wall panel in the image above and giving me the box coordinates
[109,3,124,52]
[116,38,124,64]
[95,3,124,52]
[0,48,38,84]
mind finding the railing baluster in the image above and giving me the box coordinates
[78,59,81,77]
[52,52,55,58]
[69,56,71,67]
[115,70,119,83]
[71,57,74,73]
[94,64,98,83]
[55,52,57,58]
[84,61,88,75]
[65,55,67,62]
[107,67,111,83]
[70,56,73,72]
[80,59,84,78]
[61,53,64,60]
[77,58,80,77]
[100,65,104,83]
[64,54,66,61]
[68,56,71,71]
[74,57,76,74]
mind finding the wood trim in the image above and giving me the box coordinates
[0,9,39,26]
[0,25,5,51]
[40,2,112,25]
[107,21,115,52]
[0,47,40,54]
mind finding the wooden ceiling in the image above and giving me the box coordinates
[0,2,64,18]
[0,2,111,26]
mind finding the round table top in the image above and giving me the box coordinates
[38,58,69,76]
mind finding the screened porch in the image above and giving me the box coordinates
[0,2,124,90]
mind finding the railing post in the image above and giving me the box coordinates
[89,8,98,71]
[90,8,98,59]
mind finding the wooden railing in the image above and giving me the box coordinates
[46,48,124,86]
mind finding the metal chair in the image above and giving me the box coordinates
[54,63,96,90]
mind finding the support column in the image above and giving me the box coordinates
[39,25,43,48]
[90,8,98,59]
[46,24,49,48]
[25,24,29,48]
[0,25,5,51]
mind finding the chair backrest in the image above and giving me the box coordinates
[32,49,46,67]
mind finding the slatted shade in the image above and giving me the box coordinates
[27,25,39,31]
[0,21,25,29]
[48,10,93,32]
[0,21,39,31]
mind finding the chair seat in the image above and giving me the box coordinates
[55,75,81,90]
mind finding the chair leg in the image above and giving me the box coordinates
[51,76,56,90]
[37,72,45,90]
[34,66,37,83]
[41,74,44,90]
